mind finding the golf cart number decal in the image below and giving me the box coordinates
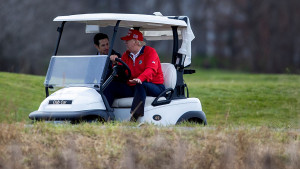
[49,100,72,105]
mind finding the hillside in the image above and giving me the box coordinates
[0,70,299,127]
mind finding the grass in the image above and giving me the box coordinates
[1,70,299,128]
[184,69,300,128]
[0,72,44,122]
[0,70,299,168]
[0,70,300,128]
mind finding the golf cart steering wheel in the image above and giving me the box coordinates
[114,58,131,80]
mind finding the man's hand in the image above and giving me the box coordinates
[110,55,118,64]
[129,78,142,84]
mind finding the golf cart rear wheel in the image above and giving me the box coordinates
[176,111,207,125]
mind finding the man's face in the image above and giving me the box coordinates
[96,38,109,55]
[125,39,136,52]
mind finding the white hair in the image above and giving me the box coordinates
[136,40,146,46]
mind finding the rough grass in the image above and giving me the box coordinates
[0,122,299,169]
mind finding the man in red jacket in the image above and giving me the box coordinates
[104,29,165,121]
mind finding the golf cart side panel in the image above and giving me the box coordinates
[112,98,203,125]
[142,98,204,125]
[113,108,132,121]
[138,98,203,125]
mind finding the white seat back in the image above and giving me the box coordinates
[161,63,177,89]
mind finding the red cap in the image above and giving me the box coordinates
[121,29,143,41]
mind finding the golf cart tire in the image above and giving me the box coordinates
[176,111,207,125]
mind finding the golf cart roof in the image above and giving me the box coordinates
[53,13,187,30]
[53,12,194,67]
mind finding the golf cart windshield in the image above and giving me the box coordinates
[44,55,107,88]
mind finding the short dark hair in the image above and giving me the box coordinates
[94,33,109,46]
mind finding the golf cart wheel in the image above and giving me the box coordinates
[176,118,205,125]
[176,111,207,125]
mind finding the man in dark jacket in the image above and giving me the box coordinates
[94,33,121,80]
[94,33,120,57]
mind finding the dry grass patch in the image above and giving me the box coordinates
[0,123,299,169]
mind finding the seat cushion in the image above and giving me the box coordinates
[112,97,166,108]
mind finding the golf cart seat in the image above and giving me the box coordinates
[112,63,177,108]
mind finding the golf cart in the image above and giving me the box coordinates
[29,13,207,125]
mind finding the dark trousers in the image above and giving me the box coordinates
[103,81,165,118]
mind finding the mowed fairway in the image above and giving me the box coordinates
[0,71,299,169]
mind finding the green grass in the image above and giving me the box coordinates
[0,70,299,128]
[184,69,300,128]
[0,72,44,122]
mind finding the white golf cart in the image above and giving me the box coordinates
[29,13,207,125]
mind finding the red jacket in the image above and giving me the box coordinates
[121,46,164,86]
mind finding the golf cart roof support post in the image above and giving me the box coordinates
[171,26,186,99]
[53,21,66,56]
[45,21,66,98]
[108,20,121,62]
[45,87,49,98]
[101,20,121,85]
[100,20,121,112]
[171,26,178,65]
